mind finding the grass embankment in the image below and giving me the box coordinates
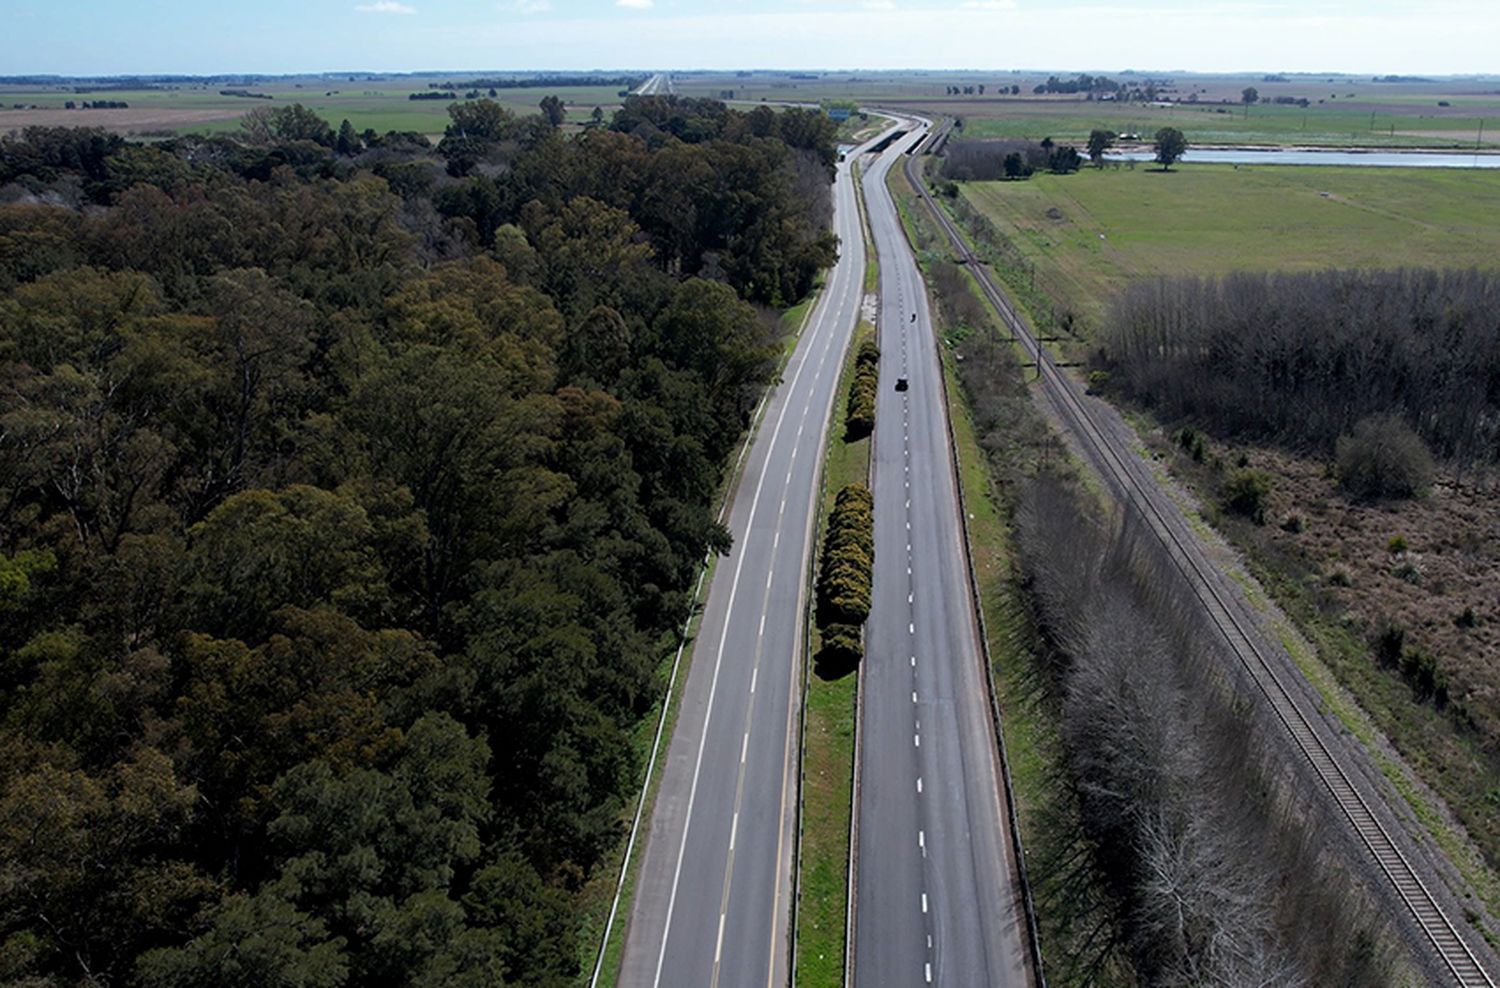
[580,554,721,988]
[795,320,875,986]
[955,164,1500,334]
[582,291,829,987]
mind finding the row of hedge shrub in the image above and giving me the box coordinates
[817,483,874,667]
[844,339,880,439]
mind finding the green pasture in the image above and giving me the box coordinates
[0,79,628,136]
[956,163,1500,331]
[952,99,1499,149]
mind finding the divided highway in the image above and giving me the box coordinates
[634,73,674,96]
[854,119,1032,986]
[615,124,891,988]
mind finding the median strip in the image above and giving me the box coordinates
[795,319,877,987]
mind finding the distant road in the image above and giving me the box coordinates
[633,73,673,96]
[615,122,894,988]
[853,116,1033,987]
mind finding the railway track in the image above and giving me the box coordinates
[902,153,1497,988]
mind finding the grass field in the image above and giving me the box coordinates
[955,163,1500,332]
[674,69,1500,150]
[952,100,1499,149]
[13,67,1498,149]
[0,76,631,137]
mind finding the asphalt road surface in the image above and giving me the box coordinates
[616,123,893,988]
[634,73,673,96]
[853,118,1032,988]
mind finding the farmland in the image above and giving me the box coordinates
[948,98,1500,150]
[952,163,1500,332]
[11,68,1498,148]
[672,69,1500,150]
[0,74,636,137]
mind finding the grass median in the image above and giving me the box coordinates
[795,319,875,987]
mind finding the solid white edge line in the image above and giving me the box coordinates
[650,231,837,986]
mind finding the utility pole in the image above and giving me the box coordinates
[1479,118,1486,151]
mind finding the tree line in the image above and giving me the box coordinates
[940,138,1082,181]
[432,75,643,91]
[0,95,838,986]
[1016,480,1398,986]
[1099,268,1500,463]
[816,484,873,673]
[843,338,879,439]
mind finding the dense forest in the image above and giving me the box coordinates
[1099,269,1500,464]
[0,94,838,985]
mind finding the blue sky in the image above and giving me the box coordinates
[3,1,1497,76]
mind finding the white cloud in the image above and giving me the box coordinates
[862,0,896,8]
[355,0,415,12]
[511,0,552,10]
[616,0,654,8]
[960,0,1015,8]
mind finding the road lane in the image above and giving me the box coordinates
[854,118,1032,988]
[616,123,892,988]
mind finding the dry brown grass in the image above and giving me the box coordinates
[1242,449,1500,737]
[0,107,238,134]
[1149,430,1500,890]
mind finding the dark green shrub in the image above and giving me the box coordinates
[817,622,864,678]
[1336,415,1434,500]
[817,483,874,627]
[1222,469,1271,524]
[1400,647,1447,706]
[844,340,880,440]
[1373,621,1404,667]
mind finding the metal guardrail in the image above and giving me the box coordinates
[906,153,1497,988]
